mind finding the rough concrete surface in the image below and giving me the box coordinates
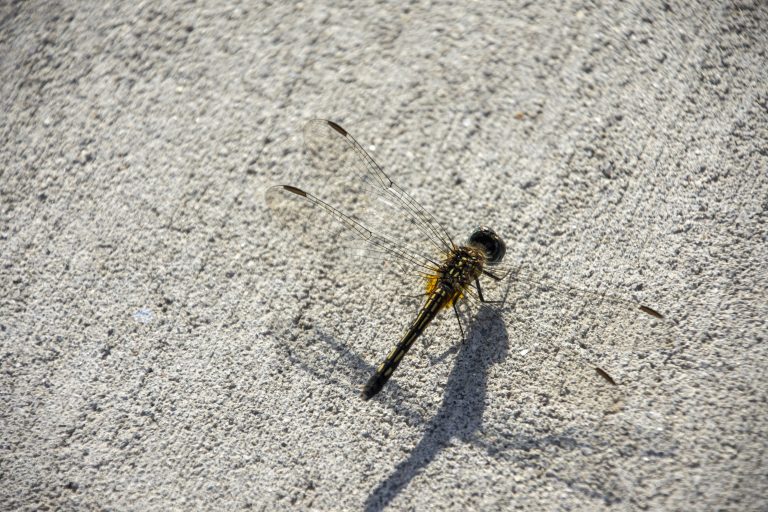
[2,1,766,510]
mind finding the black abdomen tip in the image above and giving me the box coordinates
[361,374,385,401]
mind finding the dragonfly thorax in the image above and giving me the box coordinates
[425,246,486,307]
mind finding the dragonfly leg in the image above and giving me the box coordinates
[474,277,504,304]
[453,303,466,343]
[482,269,503,281]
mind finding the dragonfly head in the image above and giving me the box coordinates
[468,226,506,265]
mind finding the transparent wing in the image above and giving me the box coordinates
[486,260,664,320]
[304,120,454,256]
[266,119,455,288]
[451,255,673,416]
[486,261,675,417]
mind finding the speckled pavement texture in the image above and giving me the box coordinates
[2,1,766,510]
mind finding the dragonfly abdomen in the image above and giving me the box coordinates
[360,290,447,400]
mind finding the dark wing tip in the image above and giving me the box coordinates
[281,185,307,197]
[595,367,618,386]
[326,120,347,136]
[639,305,664,319]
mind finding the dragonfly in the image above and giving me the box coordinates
[266,119,664,401]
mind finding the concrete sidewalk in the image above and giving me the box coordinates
[2,1,766,510]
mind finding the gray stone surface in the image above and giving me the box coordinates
[2,1,766,510]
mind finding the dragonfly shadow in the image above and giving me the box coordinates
[363,306,509,512]
[278,324,427,422]
[361,301,632,509]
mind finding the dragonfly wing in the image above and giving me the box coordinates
[266,184,440,279]
[266,119,456,292]
[303,120,455,254]
[492,262,675,416]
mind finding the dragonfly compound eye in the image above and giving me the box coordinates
[468,226,506,264]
